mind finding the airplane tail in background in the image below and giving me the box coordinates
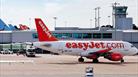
[35,18,58,41]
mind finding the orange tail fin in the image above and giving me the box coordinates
[35,18,58,41]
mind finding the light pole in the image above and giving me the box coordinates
[29,18,31,26]
[94,8,97,28]
[64,21,67,27]
[97,7,100,28]
[28,18,31,29]
[53,17,57,29]
[108,16,111,25]
[90,19,92,28]
[94,7,100,28]
[0,0,2,18]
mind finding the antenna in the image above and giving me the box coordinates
[97,7,101,28]
[94,8,97,28]
[94,7,101,28]
[53,17,57,29]
[108,16,111,25]
[112,2,120,40]
[112,2,120,28]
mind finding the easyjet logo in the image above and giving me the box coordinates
[39,21,52,38]
[66,42,124,50]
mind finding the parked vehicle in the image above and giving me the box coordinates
[0,49,13,54]
[26,49,36,57]
[25,45,36,57]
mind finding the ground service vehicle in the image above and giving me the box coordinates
[25,45,35,57]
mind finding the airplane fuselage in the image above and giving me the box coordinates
[33,41,138,57]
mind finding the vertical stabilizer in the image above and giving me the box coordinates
[35,18,58,41]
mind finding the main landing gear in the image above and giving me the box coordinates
[121,58,124,63]
[78,57,84,62]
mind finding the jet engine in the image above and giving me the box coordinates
[104,52,123,61]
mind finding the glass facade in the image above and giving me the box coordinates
[115,7,127,14]
[93,33,101,38]
[62,33,72,39]
[102,33,112,38]
[32,33,38,39]
[32,33,112,39]
[53,33,72,39]
[53,33,62,38]
[72,33,82,39]
[82,33,92,38]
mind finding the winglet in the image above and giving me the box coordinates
[35,18,58,41]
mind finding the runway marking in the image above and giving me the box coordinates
[0,60,34,64]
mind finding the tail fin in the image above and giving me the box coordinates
[35,18,58,41]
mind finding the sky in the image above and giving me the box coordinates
[0,0,138,30]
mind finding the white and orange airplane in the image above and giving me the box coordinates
[33,18,138,63]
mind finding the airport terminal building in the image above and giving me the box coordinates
[0,27,138,51]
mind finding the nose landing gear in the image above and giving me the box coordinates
[92,59,99,63]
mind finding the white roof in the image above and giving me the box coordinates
[123,30,138,32]
[0,31,12,33]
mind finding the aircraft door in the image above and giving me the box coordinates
[59,42,75,55]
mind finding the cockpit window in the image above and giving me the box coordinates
[131,45,134,47]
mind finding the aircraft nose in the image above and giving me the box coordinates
[134,48,138,55]
[134,52,138,55]
[136,49,138,55]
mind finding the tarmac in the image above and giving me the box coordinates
[0,54,138,77]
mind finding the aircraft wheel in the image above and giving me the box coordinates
[93,59,99,63]
[78,57,84,62]
[121,59,124,63]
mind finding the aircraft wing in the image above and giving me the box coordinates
[80,48,112,57]
[89,48,112,54]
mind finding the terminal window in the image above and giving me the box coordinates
[53,33,62,39]
[102,33,112,38]
[32,33,38,39]
[116,8,127,14]
[62,33,72,39]
[53,33,72,39]
[72,33,82,39]
[82,33,92,38]
[93,33,101,38]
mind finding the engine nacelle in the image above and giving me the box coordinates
[104,52,123,61]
